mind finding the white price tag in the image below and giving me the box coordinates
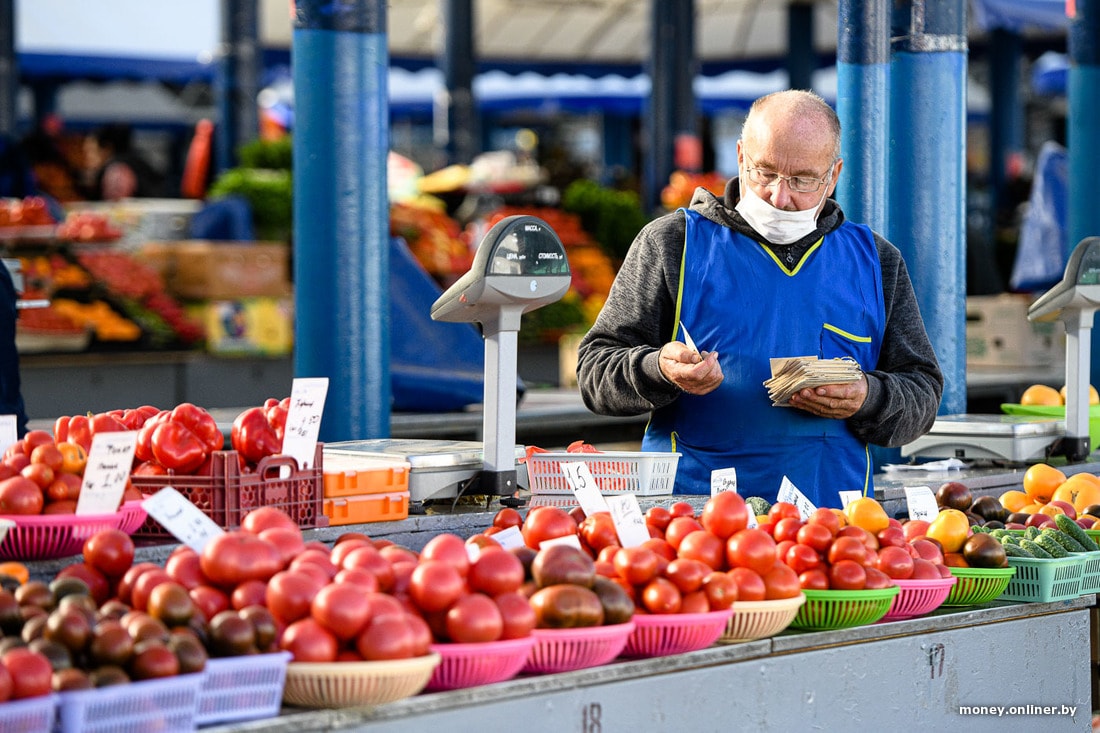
[710,467,737,496]
[282,377,329,469]
[776,476,816,519]
[77,432,138,515]
[142,487,225,553]
[539,533,583,550]
[605,494,650,548]
[492,525,526,550]
[746,511,758,529]
[904,486,939,521]
[838,490,863,509]
[560,461,609,516]
[0,415,17,455]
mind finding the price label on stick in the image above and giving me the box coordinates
[606,494,650,547]
[776,476,817,519]
[142,487,225,553]
[492,525,526,551]
[77,432,138,515]
[838,490,863,509]
[0,415,16,455]
[561,461,609,516]
[904,486,939,521]
[282,377,329,469]
[710,467,737,496]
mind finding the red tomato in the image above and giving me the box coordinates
[265,569,325,624]
[644,506,673,533]
[189,584,230,622]
[838,525,880,553]
[1,648,52,699]
[446,593,503,643]
[664,516,704,550]
[641,577,682,614]
[280,617,339,662]
[241,507,298,535]
[772,517,804,544]
[799,567,830,590]
[680,590,710,614]
[725,528,777,575]
[521,506,577,549]
[495,590,537,640]
[669,501,696,519]
[408,560,466,613]
[492,507,523,530]
[334,567,381,592]
[130,568,172,612]
[876,525,907,549]
[699,492,749,539]
[612,546,660,586]
[330,538,372,567]
[863,567,895,590]
[762,563,801,600]
[258,527,305,568]
[806,507,841,536]
[116,562,161,606]
[21,430,54,458]
[910,557,943,579]
[640,537,677,563]
[596,545,621,565]
[57,561,110,606]
[338,545,395,593]
[165,548,206,589]
[200,531,282,588]
[0,662,11,702]
[468,548,524,596]
[827,536,868,566]
[701,571,738,610]
[676,530,726,570]
[775,540,796,564]
[579,512,620,554]
[795,522,834,553]
[0,476,43,515]
[728,567,766,602]
[767,501,801,524]
[784,542,821,575]
[420,533,471,578]
[230,579,268,610]
[356,615,418,661]
[311,582,374,640]
[664,558,711,594]
[876,545,916,579]
[83,528,135,579]
[828,559,868,590]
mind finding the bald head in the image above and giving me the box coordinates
[742,90,841,162]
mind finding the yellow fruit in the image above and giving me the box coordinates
[998,489,1030,513]
[1060,385,1100,405]
[1022,463,1066,505]
[926,508,970,553]
[843,497,890,535]
[1021,384,1063,406]
[1052,474,1100,514]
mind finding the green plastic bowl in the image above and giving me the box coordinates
[999,403,1100,447]
[942,566,1015,606]
[789,587,900,631]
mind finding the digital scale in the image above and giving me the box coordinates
[903,237,1100,464]
[325,215,572,506]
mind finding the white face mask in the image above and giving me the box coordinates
[735,175,830,245]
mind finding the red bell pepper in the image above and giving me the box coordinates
[169,403,224,453]
[135,410,171,464]
[53,415,93,452]
[263,397,290,441]
[150,420,208,473]
[231,403,285,464]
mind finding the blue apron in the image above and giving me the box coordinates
[643,210,884,507]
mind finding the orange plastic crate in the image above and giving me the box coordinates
[132,444,327,538]
[323,491,410,525]
[322,457,410,498]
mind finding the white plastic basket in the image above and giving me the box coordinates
[196,651,291,726]
[525,451,680,496]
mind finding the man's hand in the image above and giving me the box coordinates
[659,342,723,395]
[788,375,868,419]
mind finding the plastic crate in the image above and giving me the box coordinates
[323,491,410,525]
[1078,551,1100,594]
[56,673,203,733]
[0,693,56,733]
[942,566,1015,606]
[1002,555,1084,602]
[323,456,410,497]
[525,451,679,496]
[132,445,327,539]
[196,651,291,726]
[0,502,147,561]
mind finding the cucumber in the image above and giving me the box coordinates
[1025,526,1041,540]
[1055,514,1100,551]
[1034,532,1070,558]
[989,529,1009,539]
[971,525,989,534]
[1020,539,1054,558]
[1046,527,1090,553]
[1000,534,1024,546]
[1002,542,1034,558]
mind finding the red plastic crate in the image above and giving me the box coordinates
[132,445,327,538]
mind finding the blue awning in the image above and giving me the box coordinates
[970,0,1068,33]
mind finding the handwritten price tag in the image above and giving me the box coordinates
[904,486,939,521]
[560,461,610,516]
[606,494,649,547]
[77,432,138,515]
[710,467,737,496]
[539,533,583,550]
[492,525,526,550]
[282,377,329,469]
[776,476,817,519]
[838,490,863,509]
[0,415,16,455]
[142,487,225,553]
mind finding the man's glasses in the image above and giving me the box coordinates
[743,153,835,194]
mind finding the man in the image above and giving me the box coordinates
[575,90,943,506]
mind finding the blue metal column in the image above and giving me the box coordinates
[0,0,14,136]
[1069,0,1100,389]
[988,28,1023,221]
[216,0,260,173]
[293,1,390,442]
[836,0,889,233]
[644,0,690,212]
[889,1,967,415]
[787,1,815,91]
[438,0,479,165]
[673,0,698,171]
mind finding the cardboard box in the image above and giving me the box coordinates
[140,241,291,300]
[188,297,294,355]
[966,294,1065,367]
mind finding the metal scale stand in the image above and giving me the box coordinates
[324,215,572,506]
[903,237,1100,463]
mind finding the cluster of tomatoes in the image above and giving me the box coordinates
[0,429,110,516]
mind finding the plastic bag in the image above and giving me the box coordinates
[1009,141,1068,292]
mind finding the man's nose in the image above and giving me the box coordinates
[769,179,795,209]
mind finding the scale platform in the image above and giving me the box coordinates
[901,414,1065,463]
[323,439,529,505]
